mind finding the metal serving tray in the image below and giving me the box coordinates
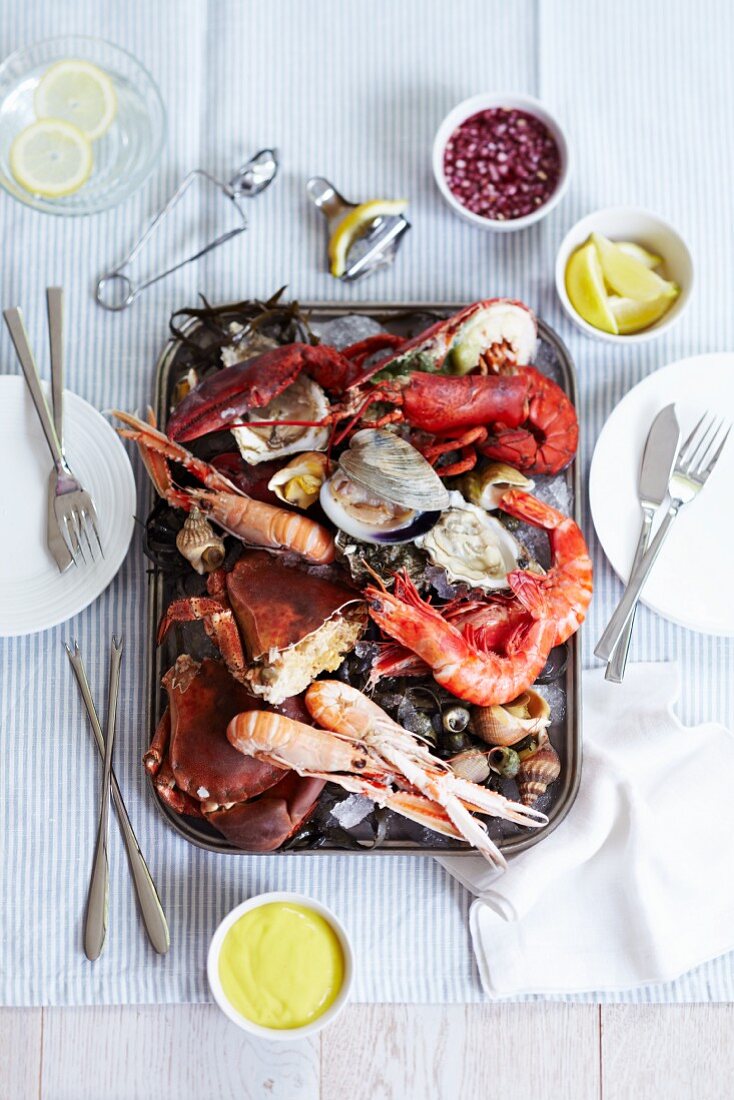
[146,302,582,856]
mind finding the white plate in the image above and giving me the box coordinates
[0,376,136,637]
[589,353,734,636]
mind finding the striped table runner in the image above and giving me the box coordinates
[1,0,732,1004]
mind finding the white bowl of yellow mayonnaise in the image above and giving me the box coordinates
[207,891,354,1039]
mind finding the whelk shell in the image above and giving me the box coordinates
[339,429,450,512]
[516,739,561,806]
[472,689,551,746]
[460,462,535,511]
[175,507,226,574]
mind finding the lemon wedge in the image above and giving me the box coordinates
[591,232,678,303]
[615,241,663,269]
[608,293,676,335]
[565,241,619,334]
[328,199,408,278]
[10,119,93,198]
[34,59,117,141]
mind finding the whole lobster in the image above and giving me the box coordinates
[166,299,578,477]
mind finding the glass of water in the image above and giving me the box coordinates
[0,35,166,215]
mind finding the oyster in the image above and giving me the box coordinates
[320,429,449,545]
[460,462,535,511]
[415,491,531,590]
[267,452,330,509]
[231,374,330,465]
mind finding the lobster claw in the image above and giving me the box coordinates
[166,342,355,442]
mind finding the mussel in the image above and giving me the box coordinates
[320,429,449,545]
[415,491,532,590]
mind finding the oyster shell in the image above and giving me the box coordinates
[175,507,226,574]
[415,491,529,590]
[267,452,330,508]
[321,431,447,545]
[231,374,330,465]
[459,463,535,511]
[472,689,551,746]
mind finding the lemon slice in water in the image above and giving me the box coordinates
[10,119,93,198]
[328,199,408,278]
[565,241,619,334]
[591,232,678,302]
[34,59,117,141]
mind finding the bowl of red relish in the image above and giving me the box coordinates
[433,93,571,231]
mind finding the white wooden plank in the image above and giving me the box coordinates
[602,1005,734,1100]
[40,1005,319,1100]
[321,1004,600,1100]
[0,1008,42,1100]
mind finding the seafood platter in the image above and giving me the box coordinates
[115,293,591,868]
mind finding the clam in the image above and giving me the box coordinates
[415,491,530,590]
[459,463,535,511]
[176,507,226,574]
[231,374,330,465]
[472,689,551,746]
[267,452,330,509]
[448,748,490,785]
[320,429,449,545]
[516,739,561,806]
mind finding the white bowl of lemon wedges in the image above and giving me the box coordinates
[555,206,693,343]
[0,36,165,215]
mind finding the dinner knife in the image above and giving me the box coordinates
[601,403,680,679]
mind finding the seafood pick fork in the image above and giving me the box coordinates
[3,300,102,568]
[65,641,169,956]
[596,413,731,662]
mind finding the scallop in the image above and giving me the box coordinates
[320,429,449,545]
[415,491,528,590]
[231,374,330,465]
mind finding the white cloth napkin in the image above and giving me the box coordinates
[437,663,734,998]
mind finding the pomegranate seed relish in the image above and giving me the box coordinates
[443,107,561,221]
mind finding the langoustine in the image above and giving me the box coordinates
[115,409,336,565]
[228,680,548,868]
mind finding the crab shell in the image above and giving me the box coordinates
[161,655,283,804]
[226,551,368,703]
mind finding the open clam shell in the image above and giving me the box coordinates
[460,462,535,511]
[339,429,450,512]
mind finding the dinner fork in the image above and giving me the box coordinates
[595,413,731,661]
[3,304,103,567]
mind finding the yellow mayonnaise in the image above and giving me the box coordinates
[218,902,345,1029]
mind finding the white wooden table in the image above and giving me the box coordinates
[3,1003,733,1098]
